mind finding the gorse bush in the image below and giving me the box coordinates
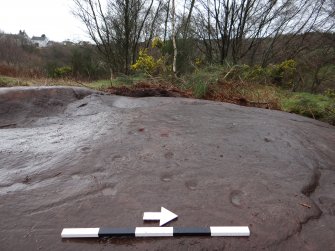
[225,60,297,87]
[46,63,73,78]
[52,66,72,78]
[131,49,167,75]
[226,59,297,87]
[269,59,297,86]
[194,57,204,68]
[131,49,156,73]
[152,37,163,49]
[240,64,269,82]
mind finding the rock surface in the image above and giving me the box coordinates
[0,86,334,250]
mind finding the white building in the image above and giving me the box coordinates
[31,34,49,47]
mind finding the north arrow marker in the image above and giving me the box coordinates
[143,207,178,226]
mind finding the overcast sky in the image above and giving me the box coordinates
[0,0,89,42]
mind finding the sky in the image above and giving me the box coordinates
[0,0,89,42]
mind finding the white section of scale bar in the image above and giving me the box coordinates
[61,228,99,238]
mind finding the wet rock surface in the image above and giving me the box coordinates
[0,87,334,250]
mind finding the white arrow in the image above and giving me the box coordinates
[143,207,178,226]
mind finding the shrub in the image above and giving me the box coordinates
[242,64,270,83]
[152,37,163,49]
[46,63,72,78]
[225,60,297,87]
[71,47,106,79]
[131,49,166,75]
[194,57,204,68]
[269,59,297,86]
[225,64,270,84]
[183,65,222,98]
[325,89,335,99]
[0,64,18,77]
[282,92,335,124]
[52,66,72,78]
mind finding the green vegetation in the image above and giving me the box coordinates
[131,49,158,74]
[225,60,297,87]
[50,66,73,78]
[281,92,335,124]
[87,79,112,90]
[0,75,29,87]
[176,63,289,104]
[180,66,222,98]
[131,39,170,76]
[88,73,147,90]
[90,62,334,125]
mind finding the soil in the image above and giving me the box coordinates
[1,86,335,250]
[106,82,190,98]
[106,82,278,110]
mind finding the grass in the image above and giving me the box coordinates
[87,79,112,90]
[181,65,222,98]
[87,73,147,90]
[0,75,81,87]
[177,65,282,109]
[281,92,335,124]
[0,75,30,87]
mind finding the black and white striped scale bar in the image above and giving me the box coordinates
[61,226,250,238]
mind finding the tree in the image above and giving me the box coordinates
[0,33,27,66]
[171,0,177,76]
[73,0,159,79]
[192,0,328,66]
[71,45,103,79]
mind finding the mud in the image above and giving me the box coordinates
[0,86,335,250]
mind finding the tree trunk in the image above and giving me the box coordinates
[172,0,177,76]
[163,0,170,43]
[110,67,115,82]
[124,0,130,75]
[183,0,196,38]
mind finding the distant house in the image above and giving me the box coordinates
[31,34,49,47]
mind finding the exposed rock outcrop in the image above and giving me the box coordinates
[0,87,334,250]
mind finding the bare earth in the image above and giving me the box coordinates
[0,87,334,250]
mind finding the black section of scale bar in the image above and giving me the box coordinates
[99,227,136,237]
[173,227,211,236]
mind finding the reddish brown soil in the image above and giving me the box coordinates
[106,82,191,98]
[204,81,281,109]
[106,81,280,110]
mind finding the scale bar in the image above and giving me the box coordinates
[61,226,250,238]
